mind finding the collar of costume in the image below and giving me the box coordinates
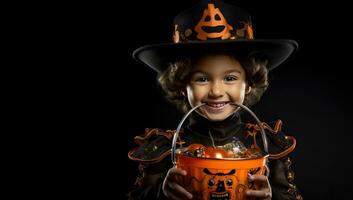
[185,112,243,145]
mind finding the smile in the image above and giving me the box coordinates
[204,102,230,113]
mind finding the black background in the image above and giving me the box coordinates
[60,0,353,199]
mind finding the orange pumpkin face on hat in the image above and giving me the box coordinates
[133,0,298,73]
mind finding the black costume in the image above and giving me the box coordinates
[128,113,303,200]
[129,0,301,198]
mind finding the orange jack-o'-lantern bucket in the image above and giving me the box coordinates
[171,103,269,200]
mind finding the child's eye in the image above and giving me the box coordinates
[195,77,209,82]
[224,75,238,82]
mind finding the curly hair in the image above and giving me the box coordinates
[158,52,269,113]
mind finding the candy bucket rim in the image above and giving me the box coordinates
[176,153,269,161]
[177,154,269,170]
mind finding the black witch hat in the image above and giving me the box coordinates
[133,0,298,73]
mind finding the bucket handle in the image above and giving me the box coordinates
[171,103,269,166]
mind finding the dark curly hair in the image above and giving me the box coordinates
[158,52,269,113]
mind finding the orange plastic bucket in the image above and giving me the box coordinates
[172,103,269,200]
[176,154,268,200]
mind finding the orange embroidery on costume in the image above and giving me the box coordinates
[128,128,185,164]
[245,120,296,159]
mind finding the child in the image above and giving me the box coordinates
[128,0,302,199]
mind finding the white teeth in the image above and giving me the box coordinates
[207,103,226,108]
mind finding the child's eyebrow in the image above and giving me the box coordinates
[224,69,242,74]
[191,70,208,75]
[191,69,242,75]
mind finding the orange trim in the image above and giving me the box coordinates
[274,120,283,132]
[245,120,296,159]
[134,128,159,145]
[128,128,185,163]
[245,129,260,150]
[245,120,283,134]
[245,120,282,151]
[269,136,296,159]
[134,128,184,146]
[128,148,172,164]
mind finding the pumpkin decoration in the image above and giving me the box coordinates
[172,103,269,200]
[176,154,266,200]
[194,3,234,40]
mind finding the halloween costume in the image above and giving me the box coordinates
[128,113,302,200]
[129,0,302,199]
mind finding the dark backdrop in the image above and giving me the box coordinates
[63,0,353,199]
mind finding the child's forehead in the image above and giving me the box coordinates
[191,55,244,74]
[191,52,242,65]
[193,54,242,67]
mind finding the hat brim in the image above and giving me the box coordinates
[133,39,298,73]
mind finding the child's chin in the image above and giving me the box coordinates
[205,112,233,121]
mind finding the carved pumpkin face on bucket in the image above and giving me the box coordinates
[202,168,237,200]
[176,147,267,200]
[195,3,234,40]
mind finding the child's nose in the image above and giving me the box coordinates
[209,81,225,97]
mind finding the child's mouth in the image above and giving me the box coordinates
[204,102,230,113]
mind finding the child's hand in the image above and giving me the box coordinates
[162,167,193,199]
[246,174,272,199]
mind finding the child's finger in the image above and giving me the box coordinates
[246,190,271,198]
[166,182,193,199]
[249,174,270,187]
[249,174,267,181]
[165,190,184,200]
[168,168,187,177]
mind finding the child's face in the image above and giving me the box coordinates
[186,55,249,121]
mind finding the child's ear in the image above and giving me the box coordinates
[246,85,252,94]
